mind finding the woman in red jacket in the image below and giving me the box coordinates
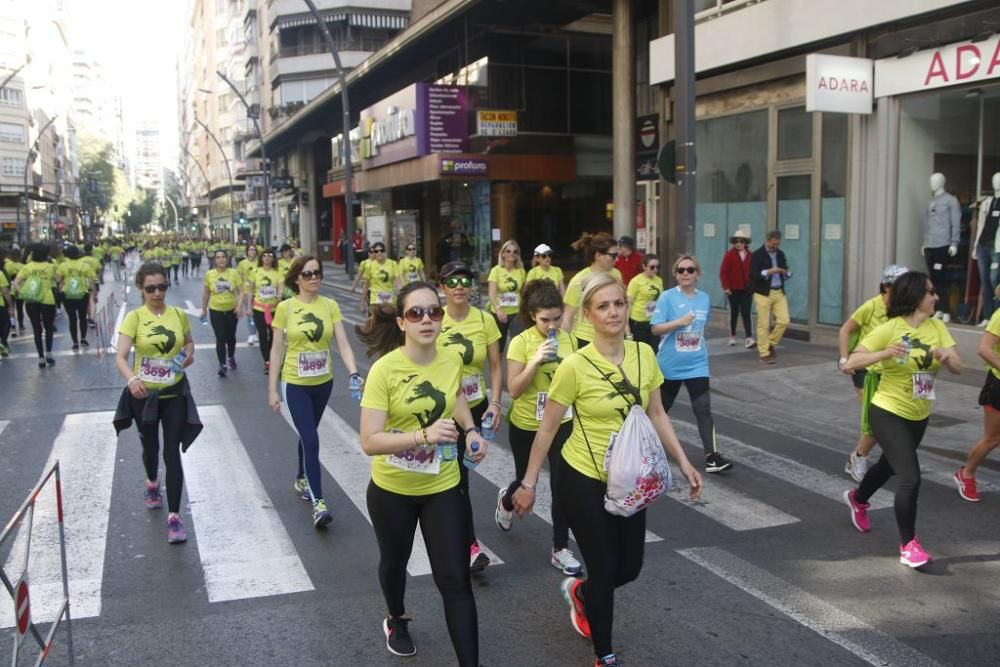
[719,233,754,348]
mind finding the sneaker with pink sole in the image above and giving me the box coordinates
[843,489,870,533]
[900,537,931,568]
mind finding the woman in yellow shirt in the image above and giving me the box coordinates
[625,254,663,348]
[358,280,487,664]
[13,243,61,368]
[487,239,526,349]
[525,243,565,296]
[397,243,426,284]
[201,249,244,377]
[513,273,702,667]
[4,247,25,334]
[239,244,260,347]
[245,248,283,373]
[562,232,622,349]
[57,245,97,351]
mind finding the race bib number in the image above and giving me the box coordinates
[499,292,519,308]
[461,374,484,402]
[675,331,703,352]
[644,301,656,317]
[297,350,329,378]
[535,392,573,421]
[214,280,232,293]
[603,431,619,472]
[259,286,277,299]
[385,445,441,475]
[912,372,936,400]
[408,272,419,283]
[377,291,394,304]
[139,357,175,384]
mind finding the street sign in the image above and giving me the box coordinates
[658,140,677,184]
[15,578,30,637]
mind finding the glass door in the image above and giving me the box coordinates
[776,174,812,323]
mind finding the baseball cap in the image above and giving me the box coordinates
[534,243,553,255]
[440,261,473,279]
[881,264,909,285]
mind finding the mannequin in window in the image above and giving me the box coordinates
[922,172,960,321]
[974,173,1000,327]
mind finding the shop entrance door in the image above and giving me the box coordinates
[775,174,813,324]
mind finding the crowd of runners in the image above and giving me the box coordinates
[4,228,1000,667]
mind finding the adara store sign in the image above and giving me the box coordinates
[875,33,1000,98]
[806,54,872,114]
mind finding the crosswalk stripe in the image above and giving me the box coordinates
[667,474,800,532]
[0,411,118,629]
[677,547,942,667]
[672,420,893,510]
[0,421,8,438]
[316,407,504,576]
[184,405,314,602]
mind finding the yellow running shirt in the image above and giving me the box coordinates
[361,347,463,496]
[488,265,527,315]
[250,267,282,309]
[506,326,577,431]
[398,257,424,284]
[860,316,956,422]
[548,341,664,482]
[118,305,190,393]
[16,262,57,305]
[0,271,9,307]
[563,267,623,343]
[526,265,564,288]
[272,295,343,386]
[438,307,501,409]
[203,268,241,311]
[986,309,1000,380]
[57,259,96,299]
[627,273,664,322]
[365,259,399,305]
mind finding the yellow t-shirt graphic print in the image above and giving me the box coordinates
[118,305,190,392]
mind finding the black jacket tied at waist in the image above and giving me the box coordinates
[113,375,203,452]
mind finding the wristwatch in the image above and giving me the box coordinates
[838,357,848,369]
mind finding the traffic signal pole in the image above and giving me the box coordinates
[194,117,236,241]
[674,0,697,254]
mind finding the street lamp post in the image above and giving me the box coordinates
[302,0,356,278]
[0,62,27,93]
[164,195,180,231]
[194,116,237,241]
[18,114,58,245]
[216,71,269,246]
[181,147,211,238]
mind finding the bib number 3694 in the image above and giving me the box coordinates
[675,331,702,352]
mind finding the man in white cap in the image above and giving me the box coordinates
[526,243,566,296]
[837,264,909,481]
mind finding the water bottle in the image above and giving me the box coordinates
[170,350,186,374]
[438,442,458,461]
[463,441,480,470]
[349,373,364,401]
[897,334,911,365]
[200,313,208,325]
[481,412,496,442]
[545,328,559,361]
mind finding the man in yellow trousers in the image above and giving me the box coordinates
[749,230,790,364]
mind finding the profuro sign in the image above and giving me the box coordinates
[806,54,872,114]
[362,107,417,159]
[875,34,1000,98]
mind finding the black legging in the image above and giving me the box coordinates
[366,481,479,667]
[25,302,56,357]
[252,309,274,364]
[727,290,753,338]
[63,296,89,345]
[558,459,645,659]
[661,377,716,456]
[0,305,9,348]
[493,312,511,351]
[628,319,656,350]
[457,399,487,548]
[131,393,186,513]
[209,308,237,365]
[857,404,927,545]
[501,421,572,550]
[14,297,24,329]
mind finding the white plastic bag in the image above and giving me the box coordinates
[603,404,672,517]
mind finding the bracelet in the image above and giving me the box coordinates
[421,428,429,446]
[127,376,141,385]
[413,430,419,447]
[520,481,536,491]
[490,400,501,408]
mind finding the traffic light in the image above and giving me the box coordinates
[238,211,247,226]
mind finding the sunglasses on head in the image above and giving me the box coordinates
[444,276,473,289]
[300,269,322,280]
[143,283,169,293]
[403,305,444,322]
[676,266,698,274]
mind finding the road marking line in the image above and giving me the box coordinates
[317,407,504,576]
[672,420,892,510]
[0,421,8,438]
[184,405,313,602]
[677,547,942,667]
[668,474,800,531]
[6,342,252,360]
[0,411,118,629]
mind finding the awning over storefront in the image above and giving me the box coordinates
[351,153,576,193]
[275,11,408,31]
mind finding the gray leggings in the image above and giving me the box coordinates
[660,377,716,456]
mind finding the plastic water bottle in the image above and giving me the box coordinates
[463,441,480,470]
[897,334,911,365]
[349,373,364,401]
[170,350,186,374]
[481,412,496,442]
[200,313,208,325]
[545,328,559,361]
[438,442,458,461]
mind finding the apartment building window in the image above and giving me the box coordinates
[0,122,25,143]
[217,28,228,47]
[0,88,23,107]
[1,157,25,177]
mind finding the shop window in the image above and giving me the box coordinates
[777,175,812,323]
[819,113,847,325]
[777,106,812,160]
[569,71,612,135]
[982,94,1000,194]
[523,68,567,133]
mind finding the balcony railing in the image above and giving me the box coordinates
[695,0,765,22]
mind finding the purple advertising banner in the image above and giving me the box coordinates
[417,85,468,154]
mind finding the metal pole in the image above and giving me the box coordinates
[674,0,696,254]
[164,195,179,231]
[195,117,236,241]
[0,62,26,92]
[217,71,270,247]
[20,115,58,246]
[182,147,211,237]
[303,0,355,279]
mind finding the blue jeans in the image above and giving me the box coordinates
[976,245,999,321]
[281,380,333,500]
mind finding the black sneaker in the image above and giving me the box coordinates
[705,453,733,473]
[80,339,89,348]
[45,356,55,366]
[383,616,416,657]
[218,364,228,377]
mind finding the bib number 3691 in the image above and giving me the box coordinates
[139,357,174,384]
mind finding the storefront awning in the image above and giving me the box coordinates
[276,11,408,31]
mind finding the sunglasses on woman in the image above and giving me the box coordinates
[444,276,473,289]
[647,264,660,270]
[300,270,322,280]
[406,246,416,251]
[534,253,551,258]
[403,305,445,322]
[143,283,169,294]
[371,248,385,254]
[676,266,697,274]
[604,251,619,259]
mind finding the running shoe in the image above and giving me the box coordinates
[596,655,621,666]
[37,359,45,369]
[744,337,755,349]
[845,451,869,483]
[705,453,733,473]
[313,499,333,528]
[218,364,227,377]
[560,576,591,639]
[45,356,55,366]
[843,488,870,533]
[293,476,311,501]
[72,344,79,351]
[247,334,256,347]
[382,616,416,657]
[551,548,583,576]
[0,343,8,357]
[899,537,931,568]
[228,356,238,370]
[954,468,980,502]
[80,339,89,348]
[469,542,490,573]
[167,515,187,543]
[495,487,513,531]
[727,336,737,347]
[144,482,163,510]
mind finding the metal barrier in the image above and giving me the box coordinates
[0,462,74,666]
[92,292,121,361]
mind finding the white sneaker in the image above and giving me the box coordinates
[727,336,737,346]
[744,337,755,349]
[247,334,256,346]
[495,486,513,531]
[978,319,990,328]
[845,451,869,483]
[551,548,583,576]
[942,313,951,323]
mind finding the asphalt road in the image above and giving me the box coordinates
[0,260,998,666]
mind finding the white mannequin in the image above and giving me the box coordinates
[927,173,958,257]
[975,172,1000,327]
[924,173,961,322]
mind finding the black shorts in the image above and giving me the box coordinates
[851,368,868,390]
[978,372,1000,412]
